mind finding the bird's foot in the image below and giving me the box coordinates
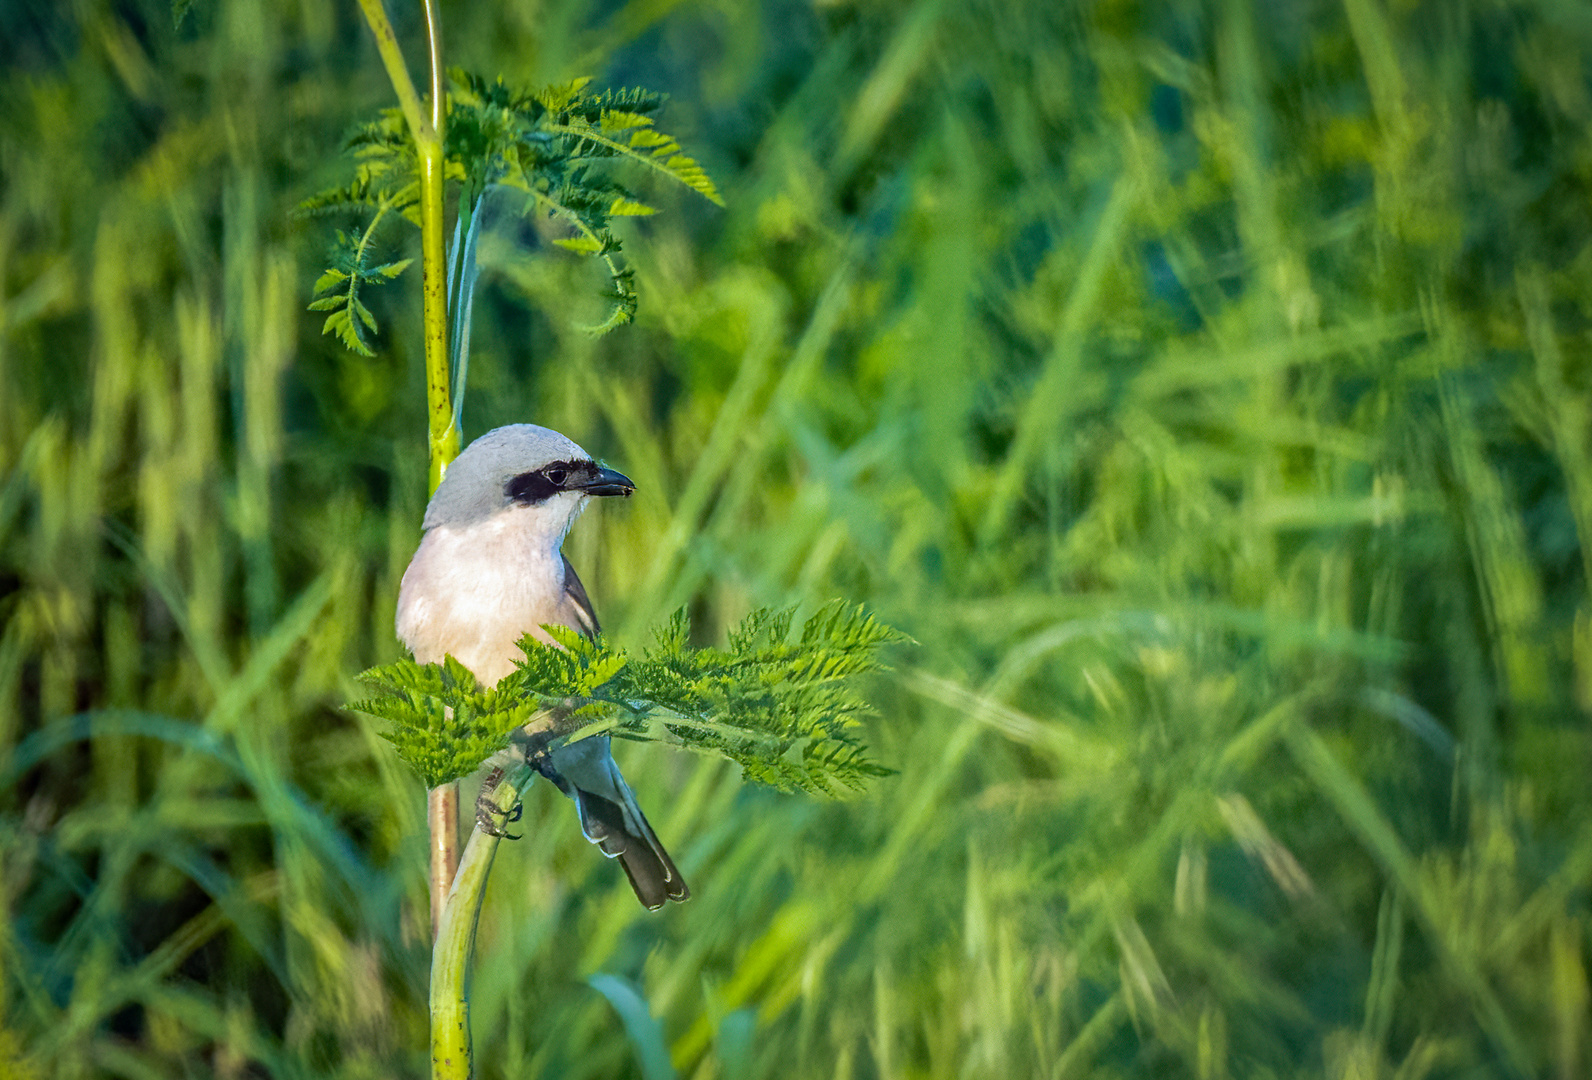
[475,768,524,840]
[476,794,523,839]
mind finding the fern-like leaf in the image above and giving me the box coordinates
[305,212,410,356]
[304,69,720,352]
[544,110,725,206]
[349,604,906,793]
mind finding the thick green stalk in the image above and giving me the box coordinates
[418,0,457,493]
[352,0,461,940]
[431,764,532,1080]
[352,0,457,484]
[353,0,431,143]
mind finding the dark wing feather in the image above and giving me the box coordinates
[549,554,690,910]
[561,554,601,639]
[568,787,691,910]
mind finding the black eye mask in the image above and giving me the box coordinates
[504,459,594,505]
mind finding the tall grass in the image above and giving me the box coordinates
[3,0,1590,1077]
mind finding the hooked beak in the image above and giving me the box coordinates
[578,465,635,497]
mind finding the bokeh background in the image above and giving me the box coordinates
[5,0,1592,1076]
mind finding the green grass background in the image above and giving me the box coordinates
[4,0,1591,1076]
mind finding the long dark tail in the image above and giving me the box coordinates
[569,785,690,910]
[532,748,689,910]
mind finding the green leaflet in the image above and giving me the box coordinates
[352,603,906,792]
[299,70,720,347]
[304,217,412,357]
[350,655,544,788]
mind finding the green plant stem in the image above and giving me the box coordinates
[352,0,457,485]
[431,763,532,1080]
[352,0,462,940]
[417,0,458,493]
[353,0,432,144]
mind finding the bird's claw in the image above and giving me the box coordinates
[475,788,524,840]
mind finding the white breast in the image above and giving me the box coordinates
[396,497,587,687]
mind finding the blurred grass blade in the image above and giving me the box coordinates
[1283,720,1530,1075]
[589,974,678,1080]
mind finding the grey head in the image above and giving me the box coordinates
[423,424,634,530]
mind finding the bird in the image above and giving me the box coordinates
[395,423,689,910]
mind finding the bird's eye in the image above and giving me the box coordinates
[544,466,567,487]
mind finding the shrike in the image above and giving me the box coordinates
[396,424,688,910]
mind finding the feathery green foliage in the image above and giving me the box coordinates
[355,603,900,792]
[350,655,540,788]
[305,223,413,356]
[301,70,720,345]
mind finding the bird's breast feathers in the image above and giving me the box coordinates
[396,508,583,686]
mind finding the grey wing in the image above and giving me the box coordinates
[561,554,601,639]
